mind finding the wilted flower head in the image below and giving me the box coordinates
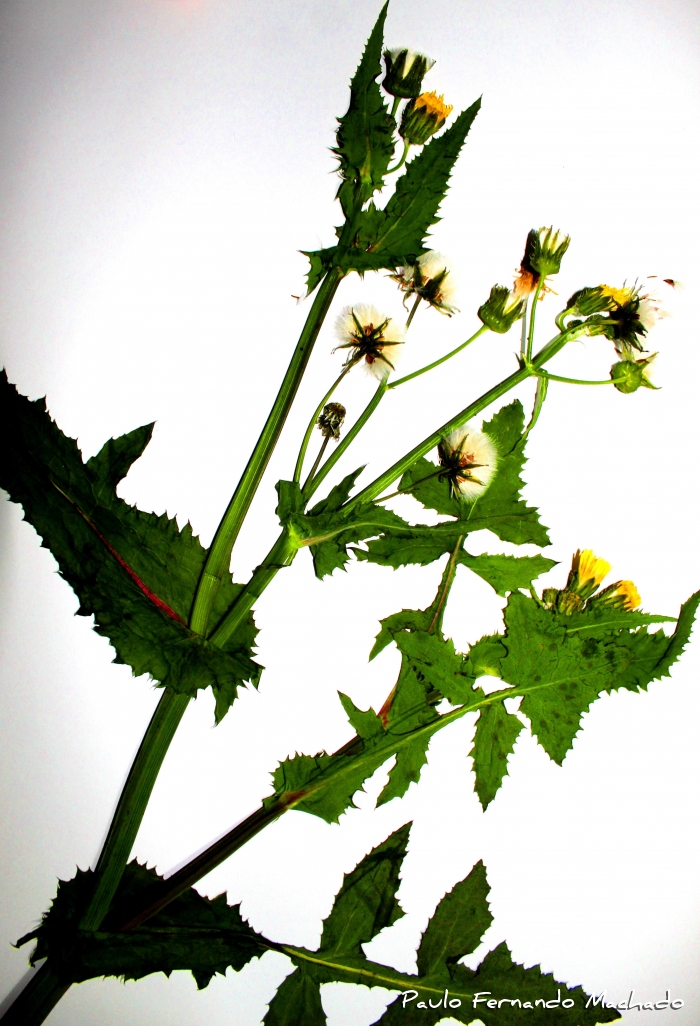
[399,91,453,145]
[478,285,526,333]
[542,548,642,615]
[392,251,458,316]
[565,278,673,355]
[334,305,405,381]
[317,402,346,440]
[437,424,498,501]
[383,48,435,98]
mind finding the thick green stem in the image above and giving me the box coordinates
[208,531,298,648]
[389,325,488,389]
[0,963,71,1026]
[343,329,573,513]
[79,689,190,931]
[189,267,344,636]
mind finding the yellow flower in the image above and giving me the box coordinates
[414,91,453,120]
[599,284,636,306]
[590,579,642,611]
[574,549,611,589]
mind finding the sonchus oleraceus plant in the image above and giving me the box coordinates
[0,3,697,1025]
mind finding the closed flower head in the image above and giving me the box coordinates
[383,48,435,99]
[437,424,498,501]
[567,548,611,599]
[317,402,346,440]
[334,305,405,381]
[392,251,458,316]
[399,91,453,146]
[478,285,526,333]
[515,227,570,295]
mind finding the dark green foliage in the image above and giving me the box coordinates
[264,968,326,1026]
[287,501,412,579]
[469,699,524,809]
[0,374,260,718]
[19,862,265,989]
[343,100,482,275]
[333,3,395,216]
[500,592,692,765]
[359,402,551,571]
[275,853,618,1026]
[320,823,409,954]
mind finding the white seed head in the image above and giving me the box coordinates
[334,304,405,381]
[441,424,498,500]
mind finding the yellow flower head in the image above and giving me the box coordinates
[572,548,611,590]
[414,91,453,120]
[588,578,642,612]
[598,284,636,307]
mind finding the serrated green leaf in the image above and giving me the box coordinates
[402,401,550,544]
[348,100,481,269]
[470,699,524,809]
[500,592,696,764]
[0,374,260,717]
[264,968,326,1026]
[376,737,431,806]
[416,862,491,976]
[370,607,435,660]
[302,246,337,297]
[289,502,411,579]
[463,634,507,679]
[278,856,618,1026]
[338,692,385,741]
[395,632,475,706]
[333,2,394,213]
[22,862,264,988]
[308,467,365,515]
[320,824,410,955]
[459,553,556,596]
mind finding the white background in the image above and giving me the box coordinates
[1,0,699,1023]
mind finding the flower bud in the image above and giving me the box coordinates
[522,226,570,278]
[399,91,453,145]
[383,48,435,99]
[610,354,657,393]
[478,286,526,333]
[317,402,346,440]
[565,286,621,318]
[565,549,611,602]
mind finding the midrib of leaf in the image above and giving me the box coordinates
[282,640,675,810]
[280,945,440,996]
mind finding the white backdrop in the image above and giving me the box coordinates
[1,0,699,1023]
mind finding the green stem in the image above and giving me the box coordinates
[389,325,488,389]
[390,96,401,118]
[0,963,71,1026]
[343,328,574,513]
[386,140,410,174]
[208,531,298,648]
[293,366,349,484]
[302,381,388,503]
[405,293,421,328]
[526,280,544,361]
[189,266,343,636]
[305,435,331,486]
[519,374,548,448]
[534,369,614,386]
[79,689,190,931]
[374,467,445,504]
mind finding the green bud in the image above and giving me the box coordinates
[566,286,617,317]
[478,285,526,334]
[383,48,435,99]
[399,91,453,146]
[522,226,570,278]
[610,357,657,393]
